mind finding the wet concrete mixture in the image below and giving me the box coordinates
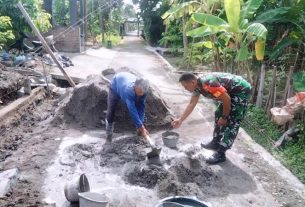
[1,64,305,207]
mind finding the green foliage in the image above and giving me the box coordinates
[187,0,267,64]
[159,20,183,48]
[33,10,52,32]
[86,0,124,43]
[242,105,281,150]
[242,105,305,184]
[96,33,121,46]
[0,0,52,34]
[0,16,14,50]
[138,0,169,45]
[255,0,305,62]
[124,4,136,18]
[293,71,305,92]
[53,0,69,25]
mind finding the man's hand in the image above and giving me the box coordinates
[137,125,149,137]
[171,118,182,129]
[217,117,227,126]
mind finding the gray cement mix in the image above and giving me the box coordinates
[56,74,173,131]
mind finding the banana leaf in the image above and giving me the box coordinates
[192,13,228,27]
[193,41,213,49]
[224,0,240,33]
[240,0,263,20]
[186,26,214,37]
[162,1,199,19]
[255,7,290,23]
[236,44,250,61]
[246,23,267,39]
[293,72,305,92]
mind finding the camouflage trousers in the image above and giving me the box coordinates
[213,97,249,152]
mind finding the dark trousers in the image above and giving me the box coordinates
[213,99,249,152]
[106,88,120,124]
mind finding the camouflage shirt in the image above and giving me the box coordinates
[192,73,252,101]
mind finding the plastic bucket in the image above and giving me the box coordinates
[101,68,115,82]
[155,196,212,207]
[79,192,109,207]
[162,131,179,148]
[64,173,90,202]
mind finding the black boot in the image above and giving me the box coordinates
[201,140,220,151]
[206,151,226,164]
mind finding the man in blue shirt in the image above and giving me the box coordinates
[106,72,150,142]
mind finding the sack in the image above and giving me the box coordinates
[285,92,305,115]
[270,107,294,125]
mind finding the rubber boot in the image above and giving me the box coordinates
[105,119,114,143]
[205,151,226,165]
[201,140,220,151]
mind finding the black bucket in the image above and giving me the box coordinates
[156,196,211,207]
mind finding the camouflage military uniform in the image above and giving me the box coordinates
[193,73,252,151]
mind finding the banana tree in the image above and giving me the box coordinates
[255,0,305,64]
[161,0,221,57]
[187,0,267,79]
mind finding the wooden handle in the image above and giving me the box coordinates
[145,135,155,148]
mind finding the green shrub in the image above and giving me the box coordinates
[0,16,14,50]
[242,105,305,183]
[96,34,122,47]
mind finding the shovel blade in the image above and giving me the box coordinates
[147,147,161,159]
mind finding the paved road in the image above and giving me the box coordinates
[52,33,305,207]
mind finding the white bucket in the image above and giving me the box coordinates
[79,192,109,207]
[64,173,90,202]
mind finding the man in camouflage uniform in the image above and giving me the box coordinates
[171,72,252,164]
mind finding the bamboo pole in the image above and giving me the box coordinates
[17,2,76,87]
[265,65,277,117]
[251,71,260,103]
[282,66,294,106]
[256,63,265,107]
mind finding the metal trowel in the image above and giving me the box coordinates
[144,135,162,165]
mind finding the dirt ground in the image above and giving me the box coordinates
[0,34,305,207]
[0,66,25,106]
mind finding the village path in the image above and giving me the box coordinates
[50,32,305,207]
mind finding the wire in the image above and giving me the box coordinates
[19,1,115,55]
[52,1,114,42]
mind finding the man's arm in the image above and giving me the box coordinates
[125,98,143,129]
[172,95,200,128]
[136,95,146,123]
[216,92,231,126]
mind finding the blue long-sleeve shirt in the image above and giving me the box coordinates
[110,72,146,128]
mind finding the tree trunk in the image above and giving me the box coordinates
[265,66,277,117]
[300,43,305,70]
[182,14,188,58]
[223,50,227,72]
[215,46,221,71]
[98,11,105,43]
[256,63,265,107]
[282,66,295,106]
[251,70,260,103]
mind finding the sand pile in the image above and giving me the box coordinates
[57,74,173,130]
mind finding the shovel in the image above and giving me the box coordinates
[144,135,162,164]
